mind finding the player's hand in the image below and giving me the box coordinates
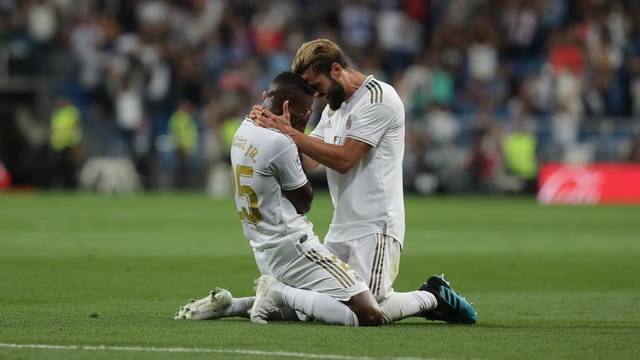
[250,101,293,133]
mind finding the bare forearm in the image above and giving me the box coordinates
[249,104,366,173]
[300,153,319,174]
[290,132,352,173]
[289,194,312,214]
[284,182,313,214]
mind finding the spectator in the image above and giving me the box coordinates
[3,0,640,192]
[340,1,374,49]
[377,5,421,75]
[501,0,539,57]
[467,18,499,83]
[426,104,459,145]
[114,76,145,158]
[501,117,537,193]
[465,127,495,193]
[27,0,57,44]
[169,100,199,188]
[398,51,431,118]
[47,98,83,189]
[551,103,580,161]
[629,137,640,162]
[627,16,640,116]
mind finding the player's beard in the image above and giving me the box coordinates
[327,78,346,111]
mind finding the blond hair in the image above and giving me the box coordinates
[291,39,348,76]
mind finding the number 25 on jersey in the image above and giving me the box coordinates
[233,164,263,224]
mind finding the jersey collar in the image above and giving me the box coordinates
[244,116,257,125]
[345,75,374,105]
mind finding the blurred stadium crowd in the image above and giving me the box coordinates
[1,0,640,194]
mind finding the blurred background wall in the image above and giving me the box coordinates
[1,0,639,195]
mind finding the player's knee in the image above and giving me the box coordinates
[356,308,383,327]
[347,290,383,326]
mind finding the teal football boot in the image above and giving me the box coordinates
[420,274,477,324]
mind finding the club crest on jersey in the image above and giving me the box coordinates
[346,115,352,130]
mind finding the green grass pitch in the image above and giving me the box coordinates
[1,193,639,359]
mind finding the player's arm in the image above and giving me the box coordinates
[300,153,319,173]
[250,106,371,174]
[251,101,392,174]
[284,181,313,214]
[272,139,313,214]
[290,133,370,174]
[296,101,396,173]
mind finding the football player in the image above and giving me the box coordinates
[177,40,476,325]
[250,39,476,325]
[177,71,383,326]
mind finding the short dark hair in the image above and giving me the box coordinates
[266,71,313,114]
[270,71,313,96]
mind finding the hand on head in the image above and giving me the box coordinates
[250,100,295,133]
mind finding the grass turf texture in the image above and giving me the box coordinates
[0,193,639,359]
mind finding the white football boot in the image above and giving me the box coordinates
[249,275,282,325]
[175,287,232,320]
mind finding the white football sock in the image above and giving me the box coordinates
[222,296,301,321]
[266,306,301,321]
[273,282,359,326]
[379,291,437,324]
[223,297,254,318]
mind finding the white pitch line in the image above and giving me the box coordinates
[0,342,433,360]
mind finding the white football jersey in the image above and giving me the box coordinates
[231,118,312,250]
[311,76,405,245]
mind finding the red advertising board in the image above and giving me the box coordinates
[538,163,640,205]
[0,162,10,190]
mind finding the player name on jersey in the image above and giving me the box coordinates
[233,135,258,163]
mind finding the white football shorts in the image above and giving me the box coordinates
[252,232,368,302]
[325,234,401,303]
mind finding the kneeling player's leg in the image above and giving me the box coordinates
[326,234,396,301]
[251,275,360,326]
[379,290,437,323]
[253,236,381,326]
[176,287,305,322]
[345,289,383,326]
[175,288,255,320]
[335,234,437,324]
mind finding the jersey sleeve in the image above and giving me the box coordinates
[310,111,328,140]
[345,103,396,147]
[271,141,308,191]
